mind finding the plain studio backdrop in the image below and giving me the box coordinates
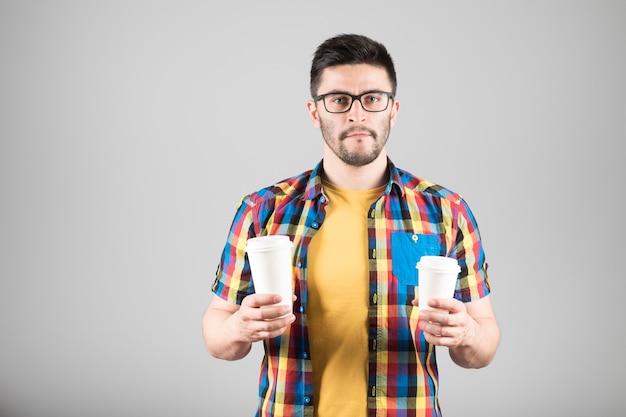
[1,1,624,416]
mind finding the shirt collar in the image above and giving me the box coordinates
[303,158,405,201]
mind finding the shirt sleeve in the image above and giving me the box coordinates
[211,196,257,305]
[453,197,491,302]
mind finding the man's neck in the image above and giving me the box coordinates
[321,151,389,190]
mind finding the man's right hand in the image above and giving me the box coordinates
[232,293,296,343]
[202,293,296,360]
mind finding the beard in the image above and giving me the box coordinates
[320,121,391,167]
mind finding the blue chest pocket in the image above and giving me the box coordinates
[391,232,443,285]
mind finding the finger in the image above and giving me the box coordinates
[435,323,445,337]
[253,314,296,340]
[420,320,445,337]
[429,297,464,313]
[242,293,283,308]
[419,309,450,326]
[423,331,453,347]
[259,304,293,321]
[426,298,450,311]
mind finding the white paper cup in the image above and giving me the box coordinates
[245,235,294,312]
[415,256,460,313]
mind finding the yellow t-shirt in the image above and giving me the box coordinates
[307,180,385,417]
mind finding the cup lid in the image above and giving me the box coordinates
[245,235,293,252]
[415,255,461,272]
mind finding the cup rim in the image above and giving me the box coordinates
[415,255,461,272]
[245,235,293,252]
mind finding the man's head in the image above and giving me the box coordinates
[306,35,400,169]
[309,34,397,98]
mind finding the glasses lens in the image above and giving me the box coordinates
[324,93,352,113]
[360,92,389,112]
[323,92,390,113]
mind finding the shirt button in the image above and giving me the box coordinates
[320,196,326,203]
[302,352,309,359]
[312,222,319,229]
[299,305,305,313]
[304,396,311,404]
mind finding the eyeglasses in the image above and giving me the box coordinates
[312,90,394,113]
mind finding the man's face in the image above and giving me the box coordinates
[307,64,400,167]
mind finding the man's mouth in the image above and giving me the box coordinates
[347,132,369,138]
[342,128,376,140]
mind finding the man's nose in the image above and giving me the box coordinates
[348,98,367,121]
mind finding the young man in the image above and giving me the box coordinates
[202,33,500,417]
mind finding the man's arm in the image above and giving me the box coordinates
[202,294,295,361]
[416,295,500,369]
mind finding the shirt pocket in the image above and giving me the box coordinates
[391,232,442,285]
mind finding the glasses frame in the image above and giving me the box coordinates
[312,90,394,114]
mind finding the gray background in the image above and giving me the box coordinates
[1,1,624,416]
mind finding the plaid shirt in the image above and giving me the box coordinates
[212,159,491,417]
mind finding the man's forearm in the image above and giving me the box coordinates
[202,308,252,361]
[449,317,500,369]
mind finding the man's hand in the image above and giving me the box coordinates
[415,298,474,348]
[411,296,500,368]
[202,293,296,360]
[231,294,296,343]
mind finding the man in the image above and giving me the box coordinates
[202,33,500,417]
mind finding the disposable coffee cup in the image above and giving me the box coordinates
[245,235,294,312]
[415,255,460,313]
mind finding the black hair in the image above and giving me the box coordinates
[309,33,397,97]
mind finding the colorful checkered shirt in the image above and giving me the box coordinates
[211,159,491,417]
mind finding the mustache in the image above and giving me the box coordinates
[340,126,378,140]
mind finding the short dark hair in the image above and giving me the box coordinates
[309,34,397,98]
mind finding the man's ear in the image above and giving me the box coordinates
[306,100,321,128]
[389,98,400,127]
